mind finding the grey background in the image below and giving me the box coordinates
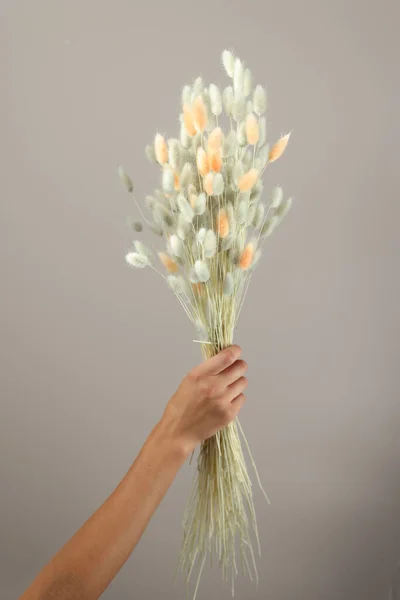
[1,1,399,599]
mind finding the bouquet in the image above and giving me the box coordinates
[118,49,292,597]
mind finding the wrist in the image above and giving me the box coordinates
[149,418,195,464]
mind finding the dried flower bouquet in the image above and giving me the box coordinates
[118,49,292,597]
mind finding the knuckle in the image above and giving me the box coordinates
[236,393,246,406]
[207,382,219,397]
[240,376,248,388]
[233,360,247,375]
[216,401,230,418]
[198,378,207,394]
[187,370,198,384]
[200,378,217,397]
[224,348,236,363]
[229,395,245,419]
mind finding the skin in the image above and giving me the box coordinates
[19,345,248,600]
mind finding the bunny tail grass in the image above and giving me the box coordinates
[120,48,293,600]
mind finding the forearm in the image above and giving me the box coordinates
[19,421,190,600]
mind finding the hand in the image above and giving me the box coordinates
[159,345,248,454]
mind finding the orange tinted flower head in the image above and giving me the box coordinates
[239,243,255,270]
[158,252,179,273]
[217,208,229,238]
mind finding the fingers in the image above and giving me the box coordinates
[230,393,246,414]
[225,376,248,402]
[192,345,242,378]
[219,359,247,388]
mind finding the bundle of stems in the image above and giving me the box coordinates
[118,49,292,597]
[179,346,269,600]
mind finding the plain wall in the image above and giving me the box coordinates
[1,1,399,599]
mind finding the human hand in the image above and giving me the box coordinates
[158,345,248,455]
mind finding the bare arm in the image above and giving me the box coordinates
[19,345,248,600]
